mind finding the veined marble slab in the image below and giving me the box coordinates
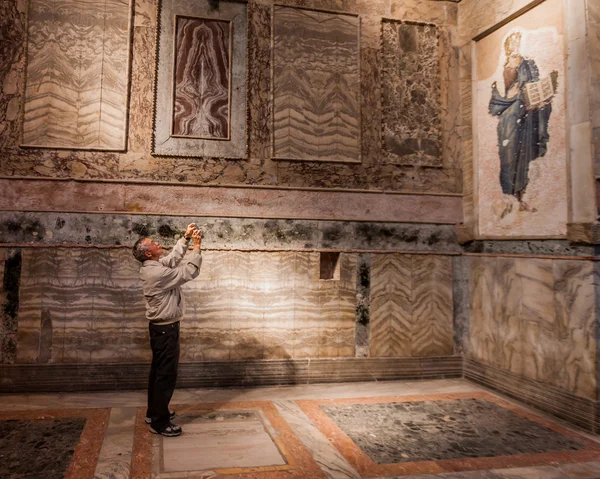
[370,254,453,358]
[22,0,133,150]
[272,6,360,163]
[153,0,247,158]
[172,16,231,139]
[382,20,442,166]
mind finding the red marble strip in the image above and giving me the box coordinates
[130,402,326,479]
[0,408,110,479]
[296,391,600,477]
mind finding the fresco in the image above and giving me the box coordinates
[475,0,567,237]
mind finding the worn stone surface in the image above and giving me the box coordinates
[0,0,26,150]
[0,0,461,194]
[0,179,463,225]
[452,255,469,356]
[0,212,461,252]
[463,240,598,257]
[382,20,442,167]
[0,418,86,478]
[321,398,585,464]
[355,253,371,357]
[0,249,20,363]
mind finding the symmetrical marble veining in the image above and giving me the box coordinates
[382,20,441,166]
[370,254,453,358]
[469,256,596,399]
[22,0,132,149]
[272,6,360,162]
[173,17,231,139]
[153,0,247,158]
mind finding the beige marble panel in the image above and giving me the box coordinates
[370,254,453,358]
[369,254,412,357]
[230,254,265,360]
[552,260,596,399]
[516,258,556,383]
[411,255,454,357]
[468,256,498,367]
[262,253,296,359]
[493,257,524,377]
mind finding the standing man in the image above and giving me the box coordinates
[132,223,202,437]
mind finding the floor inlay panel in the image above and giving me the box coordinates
[0,408,109,479]
[297,392,600,477]
[131,402,325,479]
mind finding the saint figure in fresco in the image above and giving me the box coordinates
[488,31,558,214]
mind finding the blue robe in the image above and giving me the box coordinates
[488,58,552,198]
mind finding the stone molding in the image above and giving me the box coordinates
[464,358,600,434]
[0,178,463,225]
[0,356,462,393]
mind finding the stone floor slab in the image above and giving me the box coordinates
[160,411,286,472]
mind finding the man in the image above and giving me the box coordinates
[132,223,202,437]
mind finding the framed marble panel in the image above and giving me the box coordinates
[473,0,567,237]
[381,19,442,167]
[21,0,133,150]
[153,0,247,158]
[271,6,361,163]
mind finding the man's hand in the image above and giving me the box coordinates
[192,229,202,250]
[184,223,196,240]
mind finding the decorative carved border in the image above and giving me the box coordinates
[152,0,249,159]
[380,17,443,168]
[270,4,362,164]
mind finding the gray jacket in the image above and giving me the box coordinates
[139,238,202,325]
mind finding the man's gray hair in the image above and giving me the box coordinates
[133,237,149,262]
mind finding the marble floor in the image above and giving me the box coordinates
[1,379,600,479]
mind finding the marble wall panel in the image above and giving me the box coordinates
[153,0,247,158]
[370,254,412,357]
[0,0,26,150]
[552,260,595,399]
[468,256,498,367]
[468,256,597,400]
[172,17,231,139]
[0,0,461,194]
[493,257,523,377]
[381,20,442,166]
[587,0,600,175]
[22,0,132,150]
[13,248,363,363]
[272,6,360,162]
[261,252,296,359]
[370,253,453,358]
[411,255,453,356]
[17,248,149,364]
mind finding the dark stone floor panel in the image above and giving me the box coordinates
[321,398,585,464]
[0,418,85,479]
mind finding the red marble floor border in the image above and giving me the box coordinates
[130,401,326,479]
[0,408,110,479]
[296,391,600,477]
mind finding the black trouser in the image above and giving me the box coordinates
[147,321,180,432]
